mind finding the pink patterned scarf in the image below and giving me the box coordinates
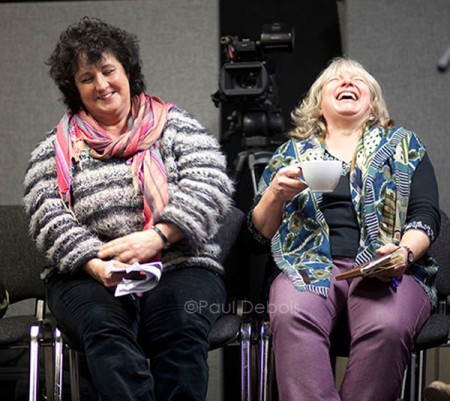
[55,93,173,230]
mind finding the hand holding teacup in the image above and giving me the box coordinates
[269,160,342,201]
[269,164,308,201]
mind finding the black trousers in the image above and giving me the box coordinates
[47,267,226,401]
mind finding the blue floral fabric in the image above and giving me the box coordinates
[256,125,438,303]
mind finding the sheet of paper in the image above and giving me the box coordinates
[107,261,162,297]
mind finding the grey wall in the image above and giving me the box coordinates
[0,0,220,205]
[339,0,450,215]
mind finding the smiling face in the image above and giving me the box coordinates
[320,70,372,128]
[74,52,131,133]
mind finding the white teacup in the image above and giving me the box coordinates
[300,160,343,193]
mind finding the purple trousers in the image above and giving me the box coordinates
[268,257,431,401]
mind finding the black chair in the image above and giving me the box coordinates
[0,205,54,401]
[402,209,450,401]
[53,205,253,401]
[258,209,450,401]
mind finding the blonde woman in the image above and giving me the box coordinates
[248,57,440,401]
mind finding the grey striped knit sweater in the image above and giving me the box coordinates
[23,107,234,278]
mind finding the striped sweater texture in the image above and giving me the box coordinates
[23,107,234,278]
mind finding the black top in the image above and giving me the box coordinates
[320,152,441,258]
[320,173,359,257]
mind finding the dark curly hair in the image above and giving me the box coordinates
[47,16,146,114]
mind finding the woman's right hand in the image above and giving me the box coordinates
[252,164,307,239]
[82,257,129,288]
[268,164,307,202]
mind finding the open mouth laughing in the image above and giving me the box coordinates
[337,91,358,101]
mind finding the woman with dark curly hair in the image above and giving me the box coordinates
[47,16,146,114]
[23,16,234,401]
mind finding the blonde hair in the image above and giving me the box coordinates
[289,57,394,140]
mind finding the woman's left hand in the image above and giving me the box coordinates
[373,243,407,283]
[98,230,164,264]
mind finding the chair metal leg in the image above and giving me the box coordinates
[43,342,55,401]
[54,327,82,401]
[54,328,64,401]
[29,324,41,401]
[69,347,81,401]
[399,363,408,400]
[241,321,252,401]
[259,321,271,401]
[406,351,419,401]
[417,350,426,401]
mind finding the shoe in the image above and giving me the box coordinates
[424,381,450,401]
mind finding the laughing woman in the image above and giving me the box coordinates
[248,57,441,401]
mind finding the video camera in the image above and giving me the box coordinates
[212,23,294,145]
[218,23,294,97]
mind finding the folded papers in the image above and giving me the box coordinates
[336,247,404,280]
[107,261,162,297]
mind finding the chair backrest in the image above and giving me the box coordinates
[217,205,245,265]
[0,205,47,304]
[428,209,450,297]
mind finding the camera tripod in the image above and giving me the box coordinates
[230,132,282,196]
[234,147,273,195]
[220,133,280,214]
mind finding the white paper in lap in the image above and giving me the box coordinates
[107,261,162,297]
